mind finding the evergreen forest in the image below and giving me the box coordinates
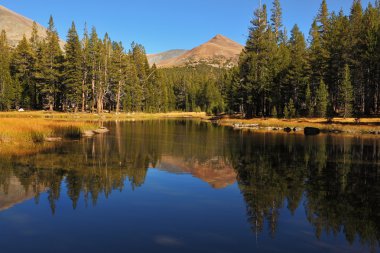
[0,0,380,118]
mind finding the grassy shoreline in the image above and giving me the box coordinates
[0,111,208,120]
[0,111,208,155]
[215,116,380,136]
[2,111,380,147]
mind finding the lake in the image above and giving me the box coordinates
[0,120,379,253]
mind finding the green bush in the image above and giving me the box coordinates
[54,126,82,140]
[31,131,44,143]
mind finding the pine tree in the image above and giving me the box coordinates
[63,22,82,112]
[88,27,101,113]
[325,10,350,113]
[305,84,313,117]
[0,30,14,110]
[40,16,63,111]
[10,35,35,109]
[240,4,276,117]
[285,25,308,115]
[131,43,149,111]
[349,0,364,115]
[29,22,41,108]
[309,20,323,93]
[315,79,328,117]
[124,53,140,112]
[271,106,278,118]
[30,22,40,52]
[284,104,289,119]
[362,3,380,114]
[287,98,296,119]
[81,24,90,112]
[271,0,283,43]
[110,41,126,113]
[340,64,354,118]
[317,0,330,35]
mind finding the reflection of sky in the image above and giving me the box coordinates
[0,169,373,253]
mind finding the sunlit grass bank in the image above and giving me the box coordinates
[2,110,380,153]
[218,117,380,135]
[0,111,207,155]
[0,111,208,120]
[0,118,96,144]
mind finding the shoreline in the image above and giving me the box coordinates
[2,111,380,147]
[214,117,380,136]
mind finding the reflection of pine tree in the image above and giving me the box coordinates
[230,132,380,247]
[0,121,379,249]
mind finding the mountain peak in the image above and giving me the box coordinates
[211,34,228,40]
[149,35,244,68]
[209,34,234,44]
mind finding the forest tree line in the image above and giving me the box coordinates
[0,17,224,113]
[227,0,380,118]
[1,0,380,118]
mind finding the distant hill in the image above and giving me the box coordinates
[150,34,244,68]
[0,5,64,47]
[148,49,188,66]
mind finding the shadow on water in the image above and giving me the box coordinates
[0,119,379,251]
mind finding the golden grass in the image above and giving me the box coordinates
[0,111,208,121]
[218,117,380,134]
[2,111,380,151]
[0,118,96,143]
[0,111,208,155]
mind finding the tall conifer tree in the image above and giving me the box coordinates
[63,22,82,112]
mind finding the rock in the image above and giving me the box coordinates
[45,137,62,142]
[284,127,292,133]
[233,123,259,129]
[18,108,25,112]
[93,127,109,134]
[293,127,302,132]
[82,130,95,137]
[304,127,321,136]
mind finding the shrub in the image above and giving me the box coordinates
[31,131,44,143]
[271,106,278,118]
[54,126,82,140]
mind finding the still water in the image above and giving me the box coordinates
[0,120,379,253]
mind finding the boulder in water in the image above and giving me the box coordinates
[93,127,109,134]
[45,137,62,142]
[304,127,321,136]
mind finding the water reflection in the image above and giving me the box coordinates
[230,133,380,250]
[0,120,379,251]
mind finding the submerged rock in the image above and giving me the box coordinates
[45,137,62,142]
[304,127,321,136]
[82,130,95,137]
[233,123,259,129]
[93,127,109,134]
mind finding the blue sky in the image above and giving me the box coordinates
[0,0,375,53]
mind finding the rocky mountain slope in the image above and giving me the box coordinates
[0,5,64,47]
[149,34,243,68]
[148,49,188,65]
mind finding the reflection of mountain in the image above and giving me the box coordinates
[0,120,379,250]
[0,177,45,211]
[156,156,236,189]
